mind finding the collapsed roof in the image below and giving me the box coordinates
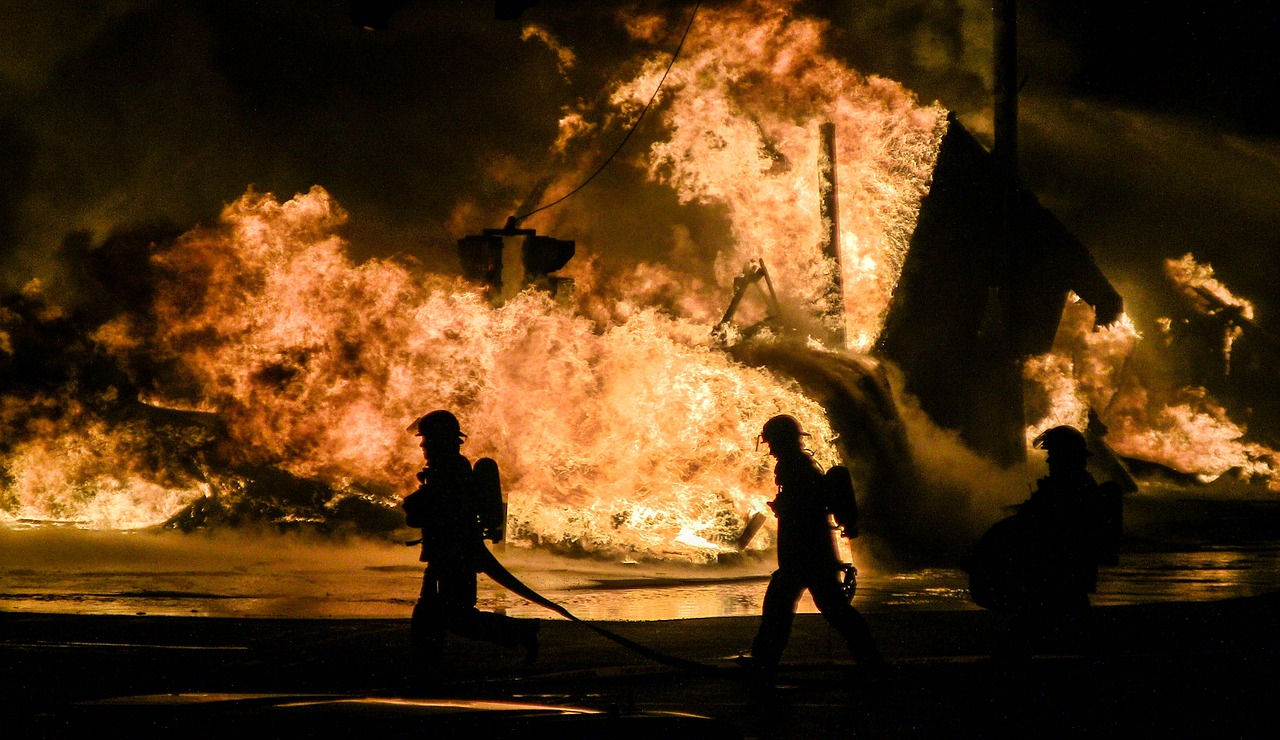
[878,115,1123,464]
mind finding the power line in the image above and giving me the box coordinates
[514,2,706,221]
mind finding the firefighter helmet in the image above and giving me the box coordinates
[760,414,809,445]
[409,410,467,442]
[1032,425,1090,457]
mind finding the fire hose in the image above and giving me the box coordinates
[472,545,732,675]
[407,531,859,673]
[472,546,859,674]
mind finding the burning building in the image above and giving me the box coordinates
[877,116,1123,466]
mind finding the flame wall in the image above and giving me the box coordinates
[4,0,1278,568]
[73,186,844,561]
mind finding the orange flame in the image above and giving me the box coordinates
[1164,253,1255,323]
[1027,290,1280,490]
[16,1,1272,560]
[550,0,946,350]
[6,1,949,553]
[1,407,210,529]
[126,187,839,561]
[1162,253,1255,374]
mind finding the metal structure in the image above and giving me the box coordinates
[457,217,576,304]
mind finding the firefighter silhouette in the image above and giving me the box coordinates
[744,415,884,675]
[402,410,539,665]
[966,425,1122,662]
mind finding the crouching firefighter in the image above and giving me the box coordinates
[402,410,540,666]
[964,425,1123,661]
[743,414,884,675]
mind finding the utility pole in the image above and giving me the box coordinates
[993,0,1018,191]
[992,0,1027,462]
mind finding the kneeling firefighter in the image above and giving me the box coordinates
[964,425,1123,659]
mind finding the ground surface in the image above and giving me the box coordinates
[4,593,1280,738]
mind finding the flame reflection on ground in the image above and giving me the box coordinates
[4,492,1279,621]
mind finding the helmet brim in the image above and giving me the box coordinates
[407,415,468,438]
[1031,427,1091,456]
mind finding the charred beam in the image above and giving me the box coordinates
[818,121,846,349]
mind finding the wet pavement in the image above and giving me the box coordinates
[6,592,1280,738]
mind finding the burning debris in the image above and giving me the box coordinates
[0,272,401,533]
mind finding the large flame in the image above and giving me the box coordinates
[1027,285,1280,490]
[548,0,946,350]
[7,0,1275,567]
[0,409,211,529]
[89,187,840,561]
[2,1,952,558]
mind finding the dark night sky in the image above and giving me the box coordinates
[2,0,1278,328]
